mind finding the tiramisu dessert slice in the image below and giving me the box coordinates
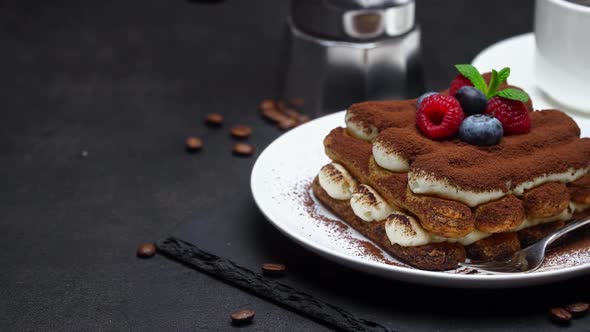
[313,65,590,271]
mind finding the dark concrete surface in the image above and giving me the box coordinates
[3,0,589,331]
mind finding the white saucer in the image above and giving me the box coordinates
[472,33,590,137]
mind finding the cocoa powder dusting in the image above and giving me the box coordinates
[410,116,589,192]
[293,179,406,267]
[344,235,406,267]
[297,180,348,233]
[347,99,417,132]
[291,179,590,274]
[347,103,590,192]
[539,222,590,271]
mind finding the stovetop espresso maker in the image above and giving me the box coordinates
[280,0,423,115]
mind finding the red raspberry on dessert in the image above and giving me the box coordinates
[486,97,531,135]
[449,74,473,96]
[416,94,465,140]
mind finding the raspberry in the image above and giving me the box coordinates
[485,97,531,135]
[416,95,465,140]
[449,74,473,96]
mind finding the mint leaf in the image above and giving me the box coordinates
[455,64,487,94]
[497,67,510,85]
[486,69,500,98]
[495,88,529,102]
[485,68,511,98]
[454,65,528,102]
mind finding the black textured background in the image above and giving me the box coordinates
[2,0,589,331]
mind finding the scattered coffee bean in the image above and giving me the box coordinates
[230,309,255,326]
[284,109,300,121]
[233,143,255,156]
[205,113,224,126]
[185,137,203,152]
[278,118,297,130]
[298,114,311,124]
[549,307,572,324]
[137,243,156,258]
[294,113,311,125]
[565,302,589,317]
[259,99,276,112]
[261,108,291,123]
[280,108,310,127]
[231,125,252,139]
[262,263,287,277]
[259,98,311,129]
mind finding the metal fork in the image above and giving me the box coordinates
[459,216,590,274]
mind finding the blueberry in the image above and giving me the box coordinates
[416,92,438,109]
[455,86,487,115]
[459,114,503,146]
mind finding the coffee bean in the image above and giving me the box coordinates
[137,243,156,258]
[261,108,291,123]
[282,108,311,126]
[262,263,286,277]
[233,143,254,156]
[259,99,276,112]
[293,112,311,125]
[205,113,224,126]
[284,109,300,121]
[230,309,255,325]
[278,118,297,130]
[231,125,252,139]
[549,307,572,324]
[185,137,203,152]
[565,302,589,317]
[298,114,311,124]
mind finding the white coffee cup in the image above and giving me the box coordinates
[534,0,590,112]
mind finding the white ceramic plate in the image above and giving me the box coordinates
[251,112,590,288]
[251,35,590,288]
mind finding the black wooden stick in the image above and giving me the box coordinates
[157,237,394,332]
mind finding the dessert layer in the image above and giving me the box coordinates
[474,195,525,233]
[345,100,417,141]
[312,178,555,270]
[522,182,570,218]
[408,171,505,207]
[572,202,590,212]
[323,127,590,235]
[384,212,491,247]
[350,184,395,222]
[345,101,590,206]
[317,162,585,247]
[513,208,573,231]
[318,163,357,200]
[311,178,468,271]
[568,174,590,204]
